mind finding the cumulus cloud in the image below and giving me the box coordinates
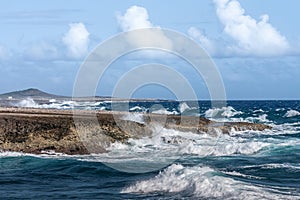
[117,6,153,31]
[62,23,90,59]
[214,0,290,56]
[188,27,215,55]
[117,6,172,50]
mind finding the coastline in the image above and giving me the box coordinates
[0,107,271,155]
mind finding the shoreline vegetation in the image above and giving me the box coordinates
[0,107,271,155]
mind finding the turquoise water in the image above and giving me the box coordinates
[1,100,300,199]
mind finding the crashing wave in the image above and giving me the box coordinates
[121,164,290,199]
[284,110,300,118]
[14,98,39,108]
[205,106,243,118]
[121,113,145,124]
[179,102,191,113]
[151,108,178,115]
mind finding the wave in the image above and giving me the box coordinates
[151,108,178,115]
[179,102,190,113]
[129,106,146,112]
[179,134,270,156]
[253,109,265,113]
[245,114,271,123]
[284,110,300,118]
[241,163,300,170]
[121,164,294,199]
[0,150,75,159]
[121,113,145,124]
[205,106,243,118]
[222,170,265,180]
[14,98,39,108]
[13,98,78,109]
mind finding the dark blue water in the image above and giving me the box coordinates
[1,100,300,199]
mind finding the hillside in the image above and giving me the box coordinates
[0,88,66,99]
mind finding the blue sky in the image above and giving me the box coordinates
[1,0,300,100]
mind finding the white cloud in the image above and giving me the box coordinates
[214,0,290,56]
[24,42,58,61]
[117,6,172,50]
[188,27,215,55]
[117,6,153,31]
[62,23,90,59]
[0,45,11,60]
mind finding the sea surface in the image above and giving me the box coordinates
[1,99,300,199]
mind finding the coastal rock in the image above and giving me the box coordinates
[0,107,271,155]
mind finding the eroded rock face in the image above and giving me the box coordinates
[0,107,271,155]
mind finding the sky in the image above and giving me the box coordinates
[1,0,300,100]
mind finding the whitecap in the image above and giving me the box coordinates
[121,113,145,124]
[152,108,178,115]
[284,110,300,118]
[129,106,145,112]
[205,106,243,118]
[49,99,56,103]
[246,114,271,123]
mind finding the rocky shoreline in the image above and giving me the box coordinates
[0,107,271,155]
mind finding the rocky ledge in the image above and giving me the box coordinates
[0,107,271,155]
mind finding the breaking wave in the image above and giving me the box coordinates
[205,106,243,118]
[14,98,39,108]
[121,164,294,199]
[284,110,300,118]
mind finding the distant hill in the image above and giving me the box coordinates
[0,88,171,102]
[0,88,67,99]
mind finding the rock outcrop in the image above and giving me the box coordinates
[0,107,271,155]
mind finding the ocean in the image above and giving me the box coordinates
[1,99,300,199]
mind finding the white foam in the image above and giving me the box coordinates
[49,99,56,103]
[0,151,27,157]
[179,134,269,156]
[246,114,270,123]
[152,108,178,115]
[241,163,300,170]
[122,164,291,199]
[97,125,273,166]
[222,171,265,180]
[15,98,39,108]
[284,110,300,118]
[179,102,190,113]
[121,113,145,124]
[253,109,264,113]
[0,151,75,159]
[129,106,146,112]
[205,106,243,118]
